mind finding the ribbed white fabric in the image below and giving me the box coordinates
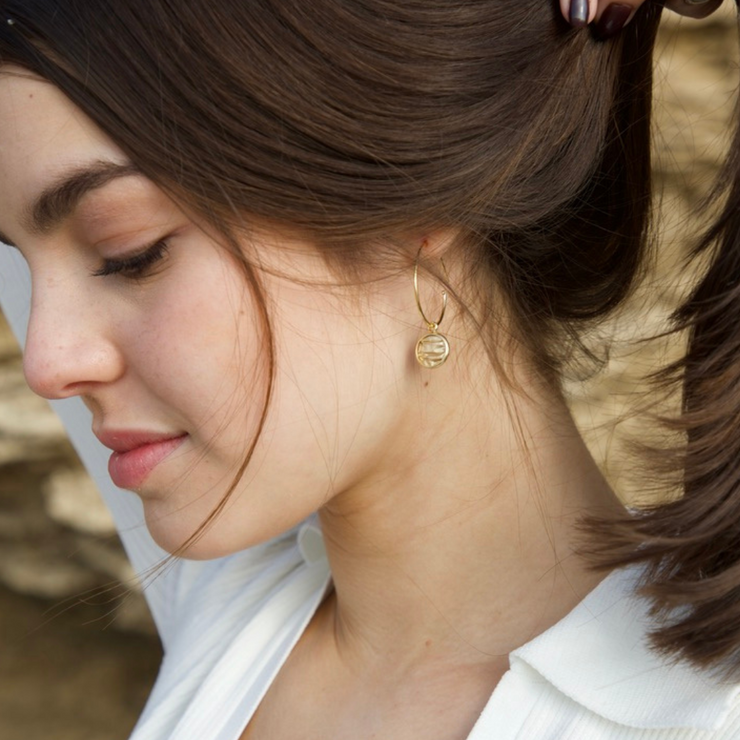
[2,245,740,739]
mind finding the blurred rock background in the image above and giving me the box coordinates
[0,8,738,739]
[567,8,740,500]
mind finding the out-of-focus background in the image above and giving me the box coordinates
[0,10,738,740]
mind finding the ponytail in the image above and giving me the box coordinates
[587,20,740,672]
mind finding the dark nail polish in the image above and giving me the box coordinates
[569,0,589,27]
[596,4,632,40]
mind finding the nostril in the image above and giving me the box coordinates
[21,277,125,400]
[23,324,78,399]
[22,342,63,399]
[22,326,124,401]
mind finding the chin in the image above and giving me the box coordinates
[150,529,246,560]
[141,507,278,561]
[142,509,229,560]
[141,485,322,560]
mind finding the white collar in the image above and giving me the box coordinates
[296,519,739,731]
[510,566,740,731]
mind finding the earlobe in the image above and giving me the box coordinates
[413,229,459,261]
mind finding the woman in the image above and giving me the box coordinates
[0,1,737,738]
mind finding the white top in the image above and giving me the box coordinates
[2,246,740,740]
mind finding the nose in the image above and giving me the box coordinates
[22,277,124,400]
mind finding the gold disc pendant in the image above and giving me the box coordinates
[415,331,450,369]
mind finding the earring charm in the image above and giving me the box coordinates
[414,258,450,369]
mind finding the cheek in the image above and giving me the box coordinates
[122,258,266,429]
[255,296,412,489]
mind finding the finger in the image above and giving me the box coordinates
[595,0,646,15]
[594,1,641,38]
[560,0,599,27]
[664,0,725,19]
[592,0,724,39]
[561,0,724,32]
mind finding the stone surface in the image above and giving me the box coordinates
[43,468,116,536]
[565,12,740,503]
[0,360,73,464]
[0,543,101,598]
[0,584,159,740]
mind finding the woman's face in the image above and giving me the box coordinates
[0,71,425,557]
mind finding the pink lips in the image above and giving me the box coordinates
[96,430,187,490]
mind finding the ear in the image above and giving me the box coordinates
[405,228,460,263]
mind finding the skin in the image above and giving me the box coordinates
[559,0,725,26]
[0,70,624,740]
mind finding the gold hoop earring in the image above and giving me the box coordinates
[414,257,451,369]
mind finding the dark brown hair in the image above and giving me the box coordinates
[587,81,740,675]
[15,0,736,666]
[0,0,660,369]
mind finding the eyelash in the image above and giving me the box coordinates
[92,239,170,279]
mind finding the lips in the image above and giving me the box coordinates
[95,430,187,490]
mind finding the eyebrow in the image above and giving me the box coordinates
[19,160,142,238]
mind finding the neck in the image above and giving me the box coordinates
[317,358,622,678]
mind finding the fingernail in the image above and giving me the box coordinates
[569,0,589,27]
[596,3,633,39]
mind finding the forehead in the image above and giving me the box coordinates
[0,70,125,230]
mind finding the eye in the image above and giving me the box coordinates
[93,239,170,279]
